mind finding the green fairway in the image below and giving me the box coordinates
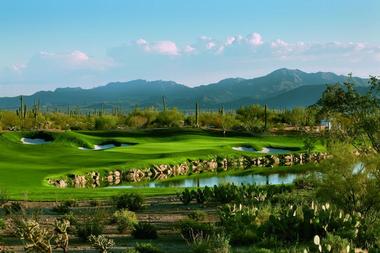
[0,128,324,200]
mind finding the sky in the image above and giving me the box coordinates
[1,0,380,96]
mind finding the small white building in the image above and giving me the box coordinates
[320,119,332,130]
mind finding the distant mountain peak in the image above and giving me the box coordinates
[0,69,369,110]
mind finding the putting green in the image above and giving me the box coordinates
[0,128,324,200]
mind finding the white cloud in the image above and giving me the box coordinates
[206,41,216,49]
[136,39,179,56]
[152,41,179,56]
[247,33,263,46]
[71,50,89,61]
[225,36,236,46]
[0,50,113,86]
[184,45,196,54]
[271,39,289,48]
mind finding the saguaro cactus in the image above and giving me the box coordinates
[195,102,199,128]
[162,96,167,112]
[264,104,268,130]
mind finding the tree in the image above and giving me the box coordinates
[154,108,184,127]
[236,105,265,134]
[221,113,237,136]
[316,76,380,153]
[317,145,380,214]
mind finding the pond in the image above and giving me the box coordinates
[232,146,293,154]
[106,171,298,189]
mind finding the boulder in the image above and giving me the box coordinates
[55,179,67,188]
[126,169,145,182]
[73,175,87,188]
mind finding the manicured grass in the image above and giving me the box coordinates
[0,128,325,200]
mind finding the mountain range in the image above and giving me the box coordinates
[0,68,370,111]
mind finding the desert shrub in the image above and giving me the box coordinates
[135,243,163,253]
[52,200,77,214]
[178,188,193,205]
[112,209,138,233]
[262,202,359,244]
[90,200,100,207]
[191,233,231,253]
[192,189,207,204]
[178,219,216,243]
[124,248,138,253]
[53,218,70,253]
[293,174,319,190]
[89,235,115,253]
[307,234,352,253]
[94,116,117,130]
[218,204,262,245]
[240,248,273,253]
[179,184,295,206]
[113,193,144,211]
[0,218,4,230]
[154,109,184,127]
[132,222,158,239]
[126,108,158,128]
[63,211,78,226]
[4,202,23,215]
[76,211,105,241]
[188,210,207,222]
[11,217,53,253]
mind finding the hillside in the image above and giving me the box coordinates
[0,68,369,110]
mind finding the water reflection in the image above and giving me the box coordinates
[107,172,298,189]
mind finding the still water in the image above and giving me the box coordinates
[107,172,298,189]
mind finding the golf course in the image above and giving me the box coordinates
[0,128,324,201]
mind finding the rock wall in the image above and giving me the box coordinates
[48,152,329,188]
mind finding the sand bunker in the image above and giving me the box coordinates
[232,146,291,154]
[79,144,129,150]
[232,146,257,152]
[21,138,51,145]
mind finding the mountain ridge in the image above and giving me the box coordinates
[0,68,369,110]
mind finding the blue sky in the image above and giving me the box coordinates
[1,0,380,96]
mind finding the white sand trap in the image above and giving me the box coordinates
[232,146,257,152]
[21,137,51,145]
[261,147,291,154]
[79,143,129,150]
[232,146,290,154]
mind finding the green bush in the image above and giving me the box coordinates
[52,200,77,214]
[188,210,207,222]
[94,116,117,130]
[192,189,207,204]
[178,188,193,205]
[154,109,184,127]
[76,211,105,241]
[0,218,4,230]
[4,202,23,215]
[113,193,144,211]
[135,243,163,253]
[218,204,261,245]
[178,219,216,243]
[63,211,78,226]
[112,209,138,233]
[191,234,231,253]
[132,222,158,239]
